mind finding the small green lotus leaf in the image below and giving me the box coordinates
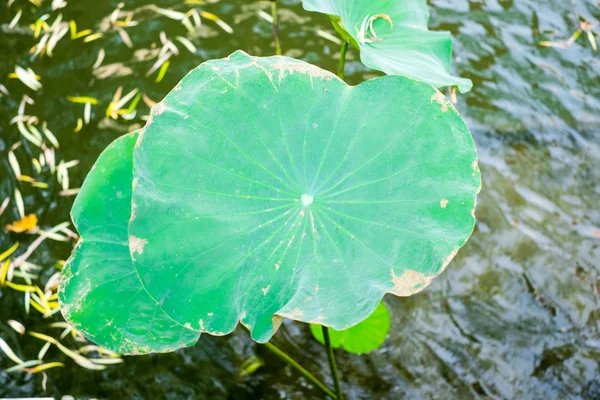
[128,50,481,347]
[58,132,200,355]
[302,0,473,93]
[310,301,390,354]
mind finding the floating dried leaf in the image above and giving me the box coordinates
[8,320,26,335]
[66,96,99,105]
[83,32,103,42]
[27,362,64,373]
[84,102,91,124]
[0,337,24,364]
[73,118,83,133]
[28,332,106,370]
[8,9,22,30]
[155,60,170,83]
[93,48,105,69]
[8,151,21,179]
[0,242,19,262]
[0,259,10,286]
[14,188,25,219]
[200,11,233,34]
[6,214,38,233]
[41,122,59,148]
[5,360,42,372]
[5,282,37,292]
[175,36,197,53]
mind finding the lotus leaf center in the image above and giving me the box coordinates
[300,194,314,208]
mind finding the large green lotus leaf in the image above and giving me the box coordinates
[310,301,390,354]
[58,132,200,355]
[129,50,481,346]
[301,0,473,93]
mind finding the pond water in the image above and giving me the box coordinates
[1,0,599,399]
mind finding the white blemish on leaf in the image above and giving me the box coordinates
[440,199,449,208]
[184,323,192,329]
[208,312,213,316]
[262,285,270,295]
[270,58,339,88]
[471,159,479,171]
[199,319,205,330]
[130,200,137,222]
[389,269,433,296]
[441,248,459,272]
[134,130,145,148]
[272,315,283,334]
[309,210,319,238]
[430,90,450,113]
[151,102,166,116]
[309,314,327,324]
[129,236,147,257]
[282,308,304,319]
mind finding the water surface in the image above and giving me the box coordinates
[0,0,599,398]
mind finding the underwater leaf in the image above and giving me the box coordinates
[302,0,473,92]
[310,301,390,354]
[58,132,200,355]
[125,50,480,347]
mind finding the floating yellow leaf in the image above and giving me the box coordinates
[66,96,99,105]
[27,362,65,373]
[8,319,26,335]
[28,332,106,370]
[73,118,83,133]
[0,241,19,262]
[155,60,170,83]
[0,337,24,364]
[83,32,103,42]
[6,214,38,233]
[0,259,10,286]
[30,298,48,314]
[5,281,37,292]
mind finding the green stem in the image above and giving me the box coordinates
[263,341,337,399]
[241,325,337,399]
[337,41,348,79]
[270,0,282,55]
[322,326,343,400]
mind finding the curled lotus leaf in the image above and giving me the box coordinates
[302,0,473,92]
[60,51,481,353]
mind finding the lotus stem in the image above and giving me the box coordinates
[241,325,337,399]
[270,0,282,55]
[322,326,344,400]
[263,341,337,399]
[338,41,348,79]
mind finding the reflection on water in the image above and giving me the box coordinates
[1,0,598,398]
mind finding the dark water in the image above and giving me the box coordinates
[1,0,599,399]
